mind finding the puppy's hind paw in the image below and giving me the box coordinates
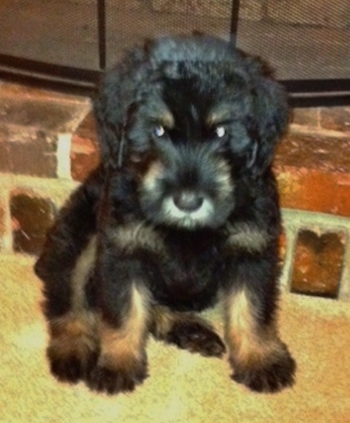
[166,320,226,358]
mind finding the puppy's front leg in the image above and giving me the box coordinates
[223,260,296,393]
[35,168,104,384]
[87,242,151,394]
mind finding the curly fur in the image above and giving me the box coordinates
[35,34,295,395]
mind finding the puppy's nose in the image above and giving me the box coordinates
[173,192,204,212]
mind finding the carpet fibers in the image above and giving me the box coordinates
[1,254,349,423]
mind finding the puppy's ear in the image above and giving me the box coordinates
[93,74,133,169]
[93,46,150,169]
[250,70,289,175]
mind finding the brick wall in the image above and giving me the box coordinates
[0,82,349,301]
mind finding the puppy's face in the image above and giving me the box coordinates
[125,69,259,230]
[95,37,288,230]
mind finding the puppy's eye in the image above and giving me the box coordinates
[214,125,227,139]
[153,125,166,138]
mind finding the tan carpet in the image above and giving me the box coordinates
[1,253,349,423]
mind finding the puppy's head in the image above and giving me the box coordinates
[94,35,289,229]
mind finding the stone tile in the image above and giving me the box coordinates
[10,190,56,255]
[320,107,350,133]
[291,228,346,298]
[291,108,320,128]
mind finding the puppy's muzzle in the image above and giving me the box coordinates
[139,140,235,229]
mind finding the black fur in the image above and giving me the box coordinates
[35,34,295,395]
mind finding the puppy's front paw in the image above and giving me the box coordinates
[166,321,226,358]
[87,357,148,394]
[47,347,98,384]
[230,342,296,393]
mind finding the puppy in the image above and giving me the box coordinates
[35,34,296,394]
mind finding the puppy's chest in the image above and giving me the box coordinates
[151,231,225,308]
[112,222,225,309]
[163,241,219,281]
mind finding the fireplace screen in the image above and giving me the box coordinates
[0,0,349,103]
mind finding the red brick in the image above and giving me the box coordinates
[0,126,58,177]
[10,190,56,255]
[71,112,100,181]
[275,133,350,217]
[0,85,89,178]
[277,168,350,216]
[291,229,346,298]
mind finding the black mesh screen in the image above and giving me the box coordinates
[105,2,232,67]
[0,0,99,69]
[0,0,349,95]
[236,4,350,80]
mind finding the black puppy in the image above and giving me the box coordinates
[35,34,296,394]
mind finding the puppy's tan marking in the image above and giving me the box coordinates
[48,311,98,361]
[224,289,280,369]
[143,160,165,192]
[226,222,271,253]
[48,236,98,361]
[150,305,226,357]
[213,158,233,198]
[150,305,177,337]
[98,284,150,371]
[207,106,232,126]
[159,111,175,129]
[148,101,175,129]
[151,305,213,338]
[71,236,97,312]
[110,221,164,254]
